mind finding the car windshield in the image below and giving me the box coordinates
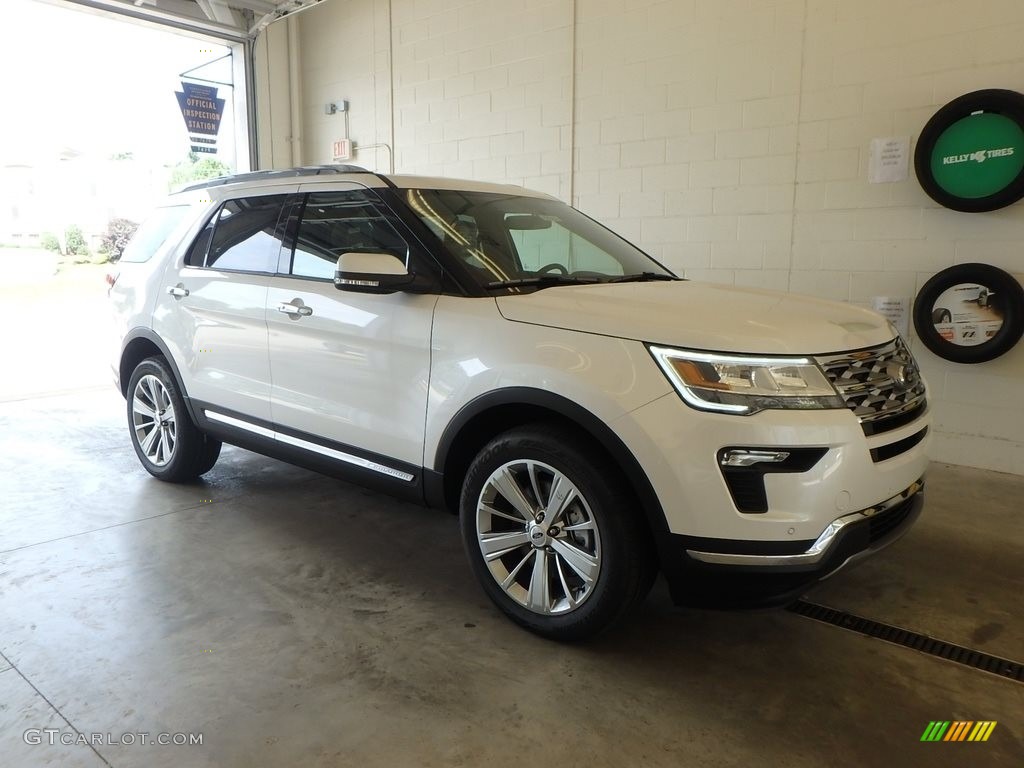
[403,188,675,291]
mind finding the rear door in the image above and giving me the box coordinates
[155,189,293,422]
[266,186,440,470]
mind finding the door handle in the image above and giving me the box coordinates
[277,302,313,317]
[167,284,189,298]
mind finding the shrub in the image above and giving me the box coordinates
[100,218,139,261]
[41,233,61,253]
[65,226,89,257]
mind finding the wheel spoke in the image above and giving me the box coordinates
[479,530,531,561]
[526,550,551,613]
[490,467,536,521]
[479,501,526,525]
[144,378,159,410]
[500,550,534,590]
[554,555,576,608]
[158,431,170,463]
[561,520,595,532]
[550,538,599,585]
[527,462,544,509]
[140,425,160,459]
[546,472,577,523]
[132,397,156,419]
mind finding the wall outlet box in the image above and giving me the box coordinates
[332,139,353,161]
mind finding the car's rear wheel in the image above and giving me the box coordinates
[127,357,221,482]
[460,424,654,640]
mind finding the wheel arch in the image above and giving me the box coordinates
[119,330,199,424]
[430,388,669,537]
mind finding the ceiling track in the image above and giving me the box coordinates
[54,0,328,40]
[56,0,249,41]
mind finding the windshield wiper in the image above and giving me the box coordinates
[608,272,680,283]
[485,275,603,290]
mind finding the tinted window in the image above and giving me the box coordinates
[185,213,216,267]
[204,195,288,273]
[120,205,191,263]
[291,191,409,280]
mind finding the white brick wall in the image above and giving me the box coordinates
[258,0,1024,475]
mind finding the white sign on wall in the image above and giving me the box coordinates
[872,296,910,336]
[869,137,910,184]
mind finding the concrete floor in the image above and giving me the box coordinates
[1,389,1021,768]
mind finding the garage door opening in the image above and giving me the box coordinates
[1,0,251,401]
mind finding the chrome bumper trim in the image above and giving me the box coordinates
[686,480,923,567]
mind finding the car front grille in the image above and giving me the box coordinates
[816,338,926,436]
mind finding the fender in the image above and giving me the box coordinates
[432,387,669,535]
[118,328,200,425]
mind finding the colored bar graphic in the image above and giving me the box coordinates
[921,721,950,741]
[922,721,996,742]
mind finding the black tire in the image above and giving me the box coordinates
[931,308,952,324]
[459,423,655,640]
[126,356,222,482]
[914,89,1024,212]
[912,263,1024,364]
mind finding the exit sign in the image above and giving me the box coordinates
[332,139,352,161]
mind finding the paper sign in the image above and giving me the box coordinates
[872,296,910,335]
[869,137,910,184]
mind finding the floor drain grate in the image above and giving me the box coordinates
[787,599,1023,684]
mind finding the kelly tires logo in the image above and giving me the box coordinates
[941,147,1015,165]
[915,89,1024,212]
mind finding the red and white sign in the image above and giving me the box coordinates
[332,139,353,161]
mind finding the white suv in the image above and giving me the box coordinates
[110,166,930,639]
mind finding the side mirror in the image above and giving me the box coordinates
[334,252,413,294]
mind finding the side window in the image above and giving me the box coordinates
[509,216,623,275]
[291,191,410,280]
[120,205,192,263]
[201,195,288,272]
[185,213,216,267]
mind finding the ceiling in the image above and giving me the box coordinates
[51,0,326,41]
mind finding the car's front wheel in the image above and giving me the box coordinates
[460,424,654,640]
[127,357,221,482]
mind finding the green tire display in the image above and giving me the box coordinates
[914,89,1024,213]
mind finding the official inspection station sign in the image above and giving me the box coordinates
[175,81,226,155]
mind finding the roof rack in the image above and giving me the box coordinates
[180,165,372,192]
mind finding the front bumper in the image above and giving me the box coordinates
[657,480,925,608]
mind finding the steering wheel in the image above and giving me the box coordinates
[537,263,568,275]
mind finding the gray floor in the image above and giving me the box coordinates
[1,389,1021,767]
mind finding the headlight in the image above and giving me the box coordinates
[648,346,845,415]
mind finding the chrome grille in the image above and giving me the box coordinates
[816,338,926,432]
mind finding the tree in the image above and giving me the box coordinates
[168,154,231,190]
[100,218,139,261]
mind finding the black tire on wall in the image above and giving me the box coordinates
[914,89,1024,213]
[913,263,1024,364]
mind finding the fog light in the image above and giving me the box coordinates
[719,449,791,467]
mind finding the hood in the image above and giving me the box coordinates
[495,281,894,355]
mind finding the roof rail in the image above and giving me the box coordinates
[179,165,372,193]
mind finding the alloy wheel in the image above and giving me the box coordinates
[476,460,602,615]
[132,374,177,467]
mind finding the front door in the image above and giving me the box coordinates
[266,187,440,469]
